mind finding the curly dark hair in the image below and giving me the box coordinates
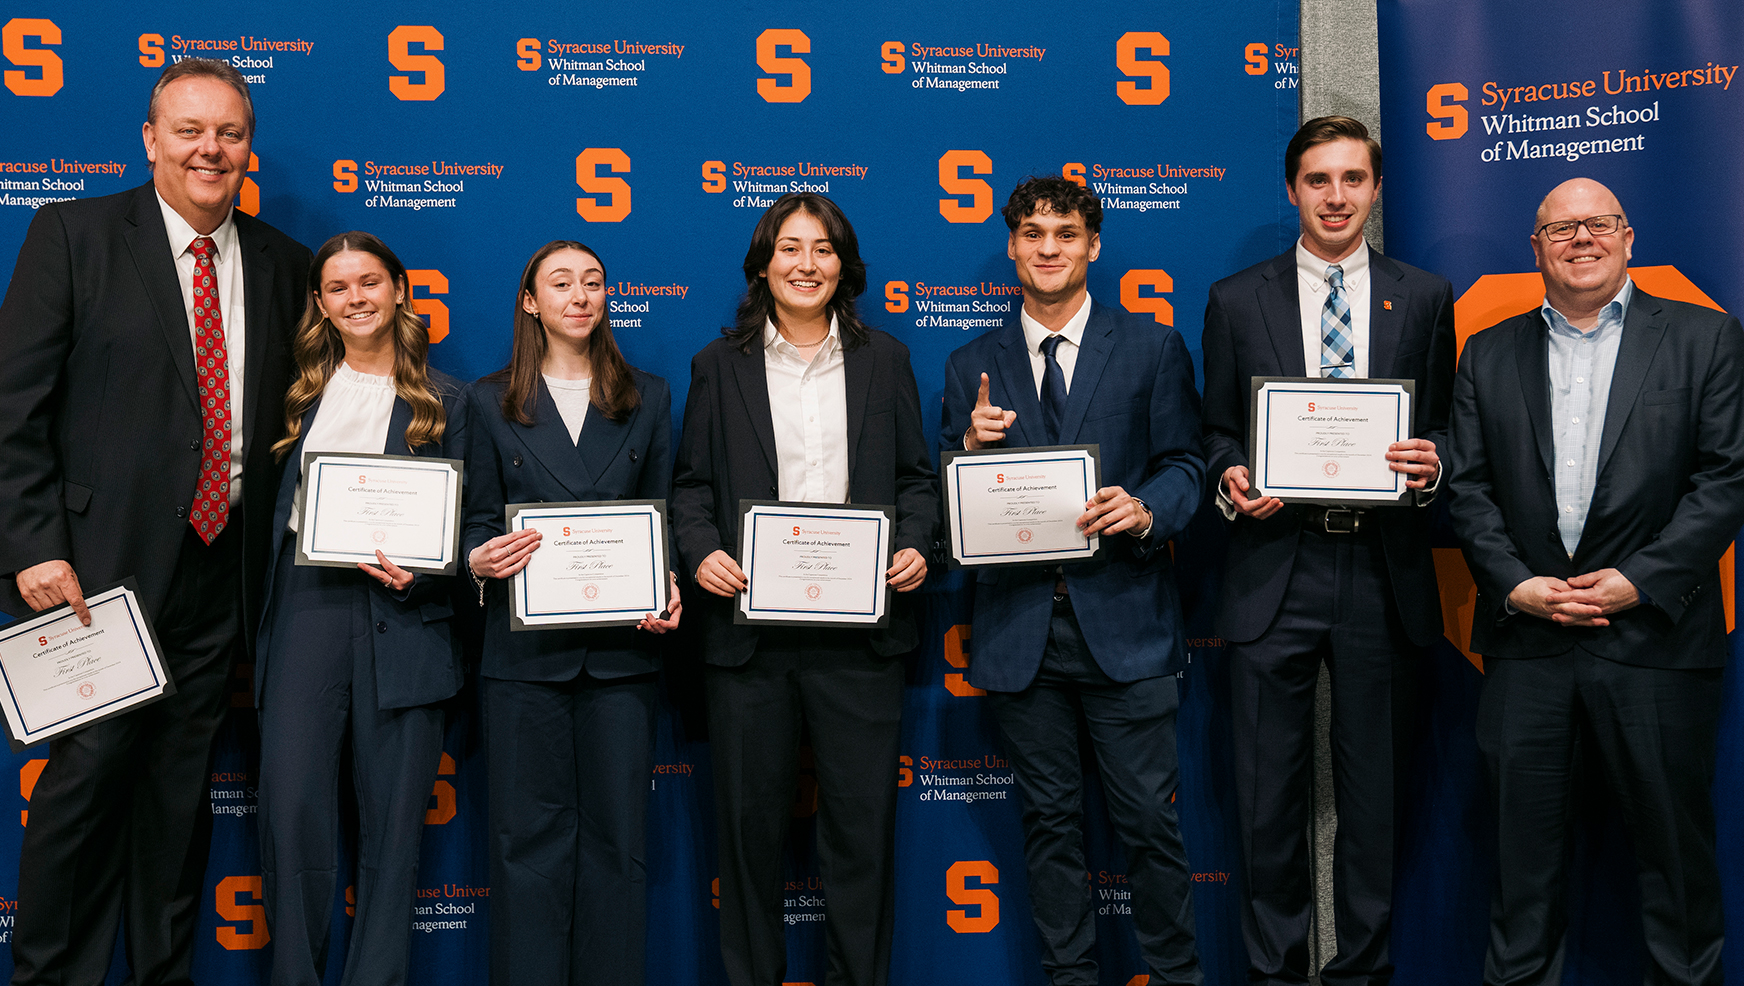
[1001,174,1103,235]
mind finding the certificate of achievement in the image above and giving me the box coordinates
[1250,377,1414,505]
[735,501,893,628]
[940,445,1102,567]
[297,452,464,575]
[0,580,174,752]
[506,500,669,630]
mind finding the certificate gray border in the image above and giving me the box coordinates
[939,444,1104,568]
[733,500,894,629]
[295,451,465,575]
[1247,376,1416,507]
[505,499,670,631]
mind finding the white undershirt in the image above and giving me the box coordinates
[288,364,395,533]
[764,316,849,503]
[158,193,247,504]
[1295,238,1372,378]
[544,374,592,444]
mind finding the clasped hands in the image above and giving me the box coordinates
[1508,570,1639,627]
[469,528,682,633]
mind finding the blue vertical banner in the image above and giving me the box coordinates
[0,1,1298,982]
[1378,1,1744,982]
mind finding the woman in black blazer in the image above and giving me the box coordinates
[670,194,938,986]
[462,240,679,986]
[255,231,468,986]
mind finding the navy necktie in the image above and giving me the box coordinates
[1040,334,1067,445]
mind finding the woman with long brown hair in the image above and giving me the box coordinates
[253,231,470,986]
[461,240,679,986]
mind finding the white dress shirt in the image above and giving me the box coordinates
[1019,292,1093,394]
[1545,279,1632,557]
[287,363,395,532]
[158,193,247,503]
[765,316,849,504]
[1296,238,1371,378]
[544,374,592,443]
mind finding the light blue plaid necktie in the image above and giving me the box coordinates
[1320,264,1353,378]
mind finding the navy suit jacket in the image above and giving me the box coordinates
[1201,248,1455,646]
[938,300,1206,692]
[1447,290,1744,669]
[461,370,672,682]
[0,182,310,638]
[671,330,939,667]
[255,369,469,710]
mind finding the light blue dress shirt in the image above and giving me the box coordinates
[1544,279,1632,557]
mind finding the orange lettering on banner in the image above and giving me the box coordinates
[945,860,1000,932]
[898,755,913,787]
[388,25,445,102]
[235,153,259,217]
[942,624,985,696]
[1062,163,1087,188]
[516,37,540,71]
[408,270,450,343]
[1127,977,1152,986]
[333,159,358,193]
[139,33,166,68]
[1244,42,1268,76]
[426,751,457,825]
[1120,269,1174,326]
[701,160,727,193]
[214,876,270,950]
[1426,83,1469,140]
[756,28,811,103]
[19,759,46,826]
[1433,547,1481,672]
[881,41,904,74]
[938,150,993,224]
[1115,31,1169,106]
[711,876,720,909]
[3,18,63,97]
[576,148,632,222]
[345,885,355,917]
[885,281,909,313]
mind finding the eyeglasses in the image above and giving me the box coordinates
[1535,215,1625,241]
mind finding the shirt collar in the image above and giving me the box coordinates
[1541,277,1634,337]
[157,190,237,263]
[763,313,841,358]
[1295,238,1369,294]
[1020,291,1093,355]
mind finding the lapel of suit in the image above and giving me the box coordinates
[575,394,637,490]
[729,342,780,478]
[274,401,319,534]
[385,393,414,456]
[994,320,1044,446]
[842,341,873,488]
[1513,312,1555,476]
[1259,255,1308,377]
[1367,252,1404,377]
[123,188,199,410]
[237,214,275,446]
[514,379,595,497]
[1058,302,1114,444]
[1595,290,1666,480]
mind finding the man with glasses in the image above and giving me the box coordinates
[1447,177,1744,986]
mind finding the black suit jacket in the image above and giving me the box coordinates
[670,330,939,666]
[1202,247,1456,646]
[462,370,672,682]
[1447,289,1744,668]
[0,182,311,642]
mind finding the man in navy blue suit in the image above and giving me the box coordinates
[1201,116,1454,986]
[940,175,1207,985]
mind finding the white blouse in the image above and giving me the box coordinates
[288,364,396,532]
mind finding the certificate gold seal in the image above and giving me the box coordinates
[805,584,822,600]
[1322,461,1340,478]
[1016,528,1034,543]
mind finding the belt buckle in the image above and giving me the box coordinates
[1320,507,1359,534]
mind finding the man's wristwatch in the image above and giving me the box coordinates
[1131,496,1153,539]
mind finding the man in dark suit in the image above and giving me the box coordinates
[0,60,310,986]
[939,175,1207,985]
[1200,116,1454,985]
[1448,178,1744,986]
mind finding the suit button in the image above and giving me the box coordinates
[188,439,199,451]
[175,506,188,518]
[376,621,387,634]
[769,485,777,495]
[629,449,638,462]
[513,454,523,467]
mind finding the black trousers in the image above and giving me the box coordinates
[255,549,444,986]
[705,629,902,986]
[1478,651,1724,986]
[986,595,1201,986]
[484,671,657,986]
[1226,530,1416,986]
[12,526,239,986]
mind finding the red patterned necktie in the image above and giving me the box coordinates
[188,236,231,543]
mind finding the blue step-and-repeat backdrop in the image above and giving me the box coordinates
[0,3,1304,983]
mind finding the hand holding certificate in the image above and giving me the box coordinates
[297,452,464,575]
[1249,378,1414,505]
[506,501,670,630]
[941,446,1101,566]
[736,502,893,627]
[0,581,173,751]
